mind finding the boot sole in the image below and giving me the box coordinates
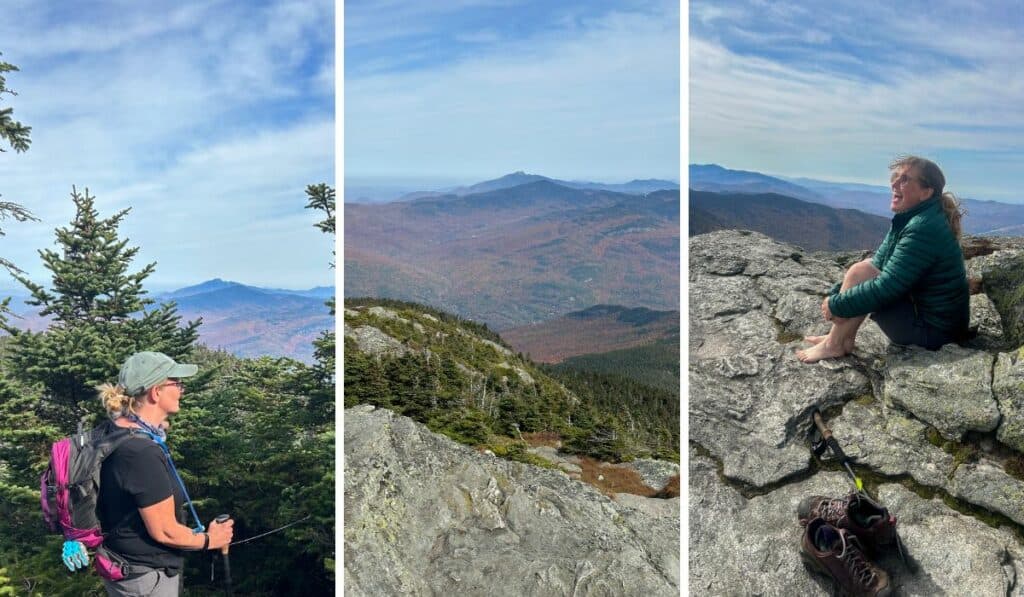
[800,551,893,597]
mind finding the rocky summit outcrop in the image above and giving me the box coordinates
[690,230,1024,595]
[345,405,680,597]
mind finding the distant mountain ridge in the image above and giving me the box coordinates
[384,171,679,203]
[1,280,334,363]
[690,163,1024,236]
[160,278,331,300]
[345,179,680,329]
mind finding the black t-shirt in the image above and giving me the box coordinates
[98,427,187,573]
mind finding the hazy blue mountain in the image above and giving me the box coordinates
[160,278,241,299]
[690,189,890,251]
[693,164,1024,236]
[159,279,332,301]
[774,175,894,217]
[2,280,334,363]
[689,164,824,202]
[462,171,554,194]
[390,171,679,203]
[269,285,334,299]
[565,178,681,194]
[782,176,890,194]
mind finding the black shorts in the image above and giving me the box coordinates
[870,297,955,350]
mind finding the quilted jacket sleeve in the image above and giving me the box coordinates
[829,222,937,318]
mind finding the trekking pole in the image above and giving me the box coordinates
[809,408,863,495]
[809,408,911,568]
[215,514,233,595]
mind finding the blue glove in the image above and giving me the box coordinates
[61,540,89,572]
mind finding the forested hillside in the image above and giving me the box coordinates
[344,298,679,463]
[551,338,680,394]
[689,189,890,251]
[0,185,335,596]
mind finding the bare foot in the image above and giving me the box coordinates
[796,340,851,363]
[803,335,827,345]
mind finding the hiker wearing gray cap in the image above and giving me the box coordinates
[93,351,233,596]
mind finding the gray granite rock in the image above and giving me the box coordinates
[345,407,679,597]
[343,324,408,358]
[950,460,1024,526]
[625,458,680,492]
[967,292,1006,350]
[689,231,1024,595]
[367,305,409,322]
[967,248,1024,348]
[690,229,805,277]
[883,345,999,440]
[876,484,1024,596]
[995,350,1024,452]
[831,399,955,489]
[611,493,680,519]
[526,446,583,476]
[691,447,1024,596]
[690,233,872,487]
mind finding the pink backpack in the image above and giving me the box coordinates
[40,422,137,578]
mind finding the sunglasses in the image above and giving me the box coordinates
[891,173,925,188]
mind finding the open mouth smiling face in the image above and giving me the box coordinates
[889,166,931,213]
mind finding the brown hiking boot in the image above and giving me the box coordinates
[798,492,897,553]
[801,517,892,597]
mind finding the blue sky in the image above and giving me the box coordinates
[0,0,334,291]
[690,0,1024,203]
[344,0,680,186]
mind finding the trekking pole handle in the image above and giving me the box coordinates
[812,410,849,463]
[215,514,231,555]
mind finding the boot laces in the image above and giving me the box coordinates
[817,497,848,523]
[836,532,877,588]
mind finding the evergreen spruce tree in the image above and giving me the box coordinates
[0,53,30,154]
[1,187,199,429]
[1,51,38,276]
[303,183,334,421]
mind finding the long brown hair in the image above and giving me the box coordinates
[890,155,964,239]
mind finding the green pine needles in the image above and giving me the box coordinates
[2,187,199,426]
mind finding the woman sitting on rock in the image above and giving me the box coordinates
[797,155,969,363]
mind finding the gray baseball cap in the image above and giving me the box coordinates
[119,351,198,395]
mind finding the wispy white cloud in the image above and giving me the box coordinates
[346,1,679,181]
[0,0,334,288]
[689,1,1024,201]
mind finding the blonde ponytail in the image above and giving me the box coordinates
[939,191,964,240]
[97,383,139,419]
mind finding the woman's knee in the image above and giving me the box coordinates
[844,259,880,284]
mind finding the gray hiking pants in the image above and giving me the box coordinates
[102,568,181,596]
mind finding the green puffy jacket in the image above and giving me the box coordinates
[828,196,969,334]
